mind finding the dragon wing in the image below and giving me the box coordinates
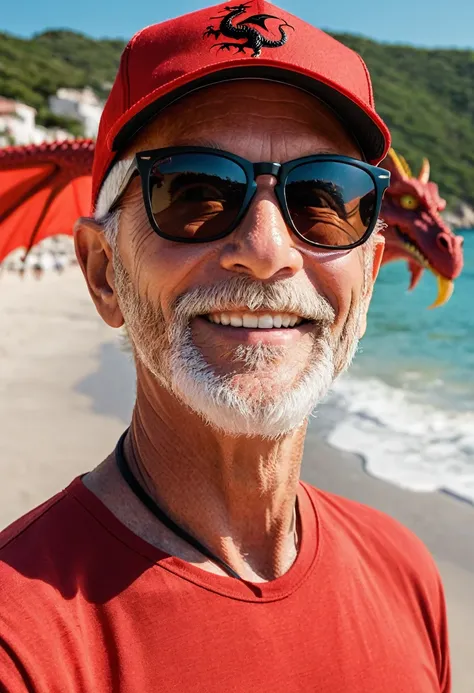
[0,140,94,263]
[238,13,280,30]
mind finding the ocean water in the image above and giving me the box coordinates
[326,230,474,503]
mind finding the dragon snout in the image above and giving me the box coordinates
[434,229,464,279]
[436,229,463,252]
[409,214,465,280]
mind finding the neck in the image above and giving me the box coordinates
[127,368,307,581]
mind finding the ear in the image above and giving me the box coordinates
[74,216,124,328]
[358,235,385,339]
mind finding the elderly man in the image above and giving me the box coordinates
[0,3,450,691]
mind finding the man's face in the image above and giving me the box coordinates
[104,81,382,437]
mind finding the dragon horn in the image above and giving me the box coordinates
[387,148,410,179]
[399,154,413,178]
[418,157,430,184]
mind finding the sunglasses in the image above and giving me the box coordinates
[109,147,390,250]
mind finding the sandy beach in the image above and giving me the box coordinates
[1,267,473,692]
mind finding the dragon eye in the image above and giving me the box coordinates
[399,194,419,210]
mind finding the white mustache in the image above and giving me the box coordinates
[172,276,335,325]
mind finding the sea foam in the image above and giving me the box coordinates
[327,374,474,504]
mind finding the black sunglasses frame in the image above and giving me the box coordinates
[111,146,390,250]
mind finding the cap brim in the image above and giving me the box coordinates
[111,64,389,165]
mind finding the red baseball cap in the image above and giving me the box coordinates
[92,1,391,209]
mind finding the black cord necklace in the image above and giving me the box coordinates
[114,430,242,580]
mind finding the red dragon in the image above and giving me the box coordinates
[0,141,464,307]
[203,2,294,58]
[380,148,464,308]
[0,139,94,263]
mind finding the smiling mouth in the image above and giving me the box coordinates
[204,311,308,329]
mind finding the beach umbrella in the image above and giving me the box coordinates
[0,139,94,265]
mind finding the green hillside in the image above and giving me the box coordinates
[0,31,123,137]
[0,28,473,206]
[335,33,474,208]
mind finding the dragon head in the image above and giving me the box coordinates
[380,149,464,308]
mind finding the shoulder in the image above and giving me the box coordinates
[0,476,154,610]
[302,482,448,656]
[302,482,442,590]
[0,475,128,614]
[302,483,450,691]
[0,481,86,601]
[0,476,138,664]
[0,478,88,560]
[0,481,97,690]
[0,490,68,554]
[0,484,80,665]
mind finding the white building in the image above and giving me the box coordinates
[0,97,70,147]
[0,98,37,145]
[48,87,103,139]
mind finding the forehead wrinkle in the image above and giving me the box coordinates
[165,136,227,150]
[161,118,359,162]
[126,81,360,158]
[172,92,327,119]
[163,132,349,161]
[164,90,354,130]
[156,95,351,138]
[173,111,329,134]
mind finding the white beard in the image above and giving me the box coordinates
[115,262,362,439]
[166,325,336,438]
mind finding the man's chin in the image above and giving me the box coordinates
[226,369,306,403]
[168,351,335,439]
[132,324,336,438]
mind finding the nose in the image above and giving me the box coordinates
[219,175,303,280]
[436,231,463,254]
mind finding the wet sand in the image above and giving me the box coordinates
[1,268,473,691]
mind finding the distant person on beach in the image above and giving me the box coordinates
[0,3,450,691]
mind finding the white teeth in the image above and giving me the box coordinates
[207,312,304,328]
[273,315,282,328]
[242,314,259,328]
[257,315,274,329]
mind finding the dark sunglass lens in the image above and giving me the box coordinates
[285,162,377,247]
[148,153,247,241]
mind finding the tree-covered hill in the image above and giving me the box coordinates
[335,33,474,208]
[0,28,473,206]
[0,30,123,136]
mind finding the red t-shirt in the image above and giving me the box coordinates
[0,478,450,692]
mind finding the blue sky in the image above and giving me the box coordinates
[2,0,474,48]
